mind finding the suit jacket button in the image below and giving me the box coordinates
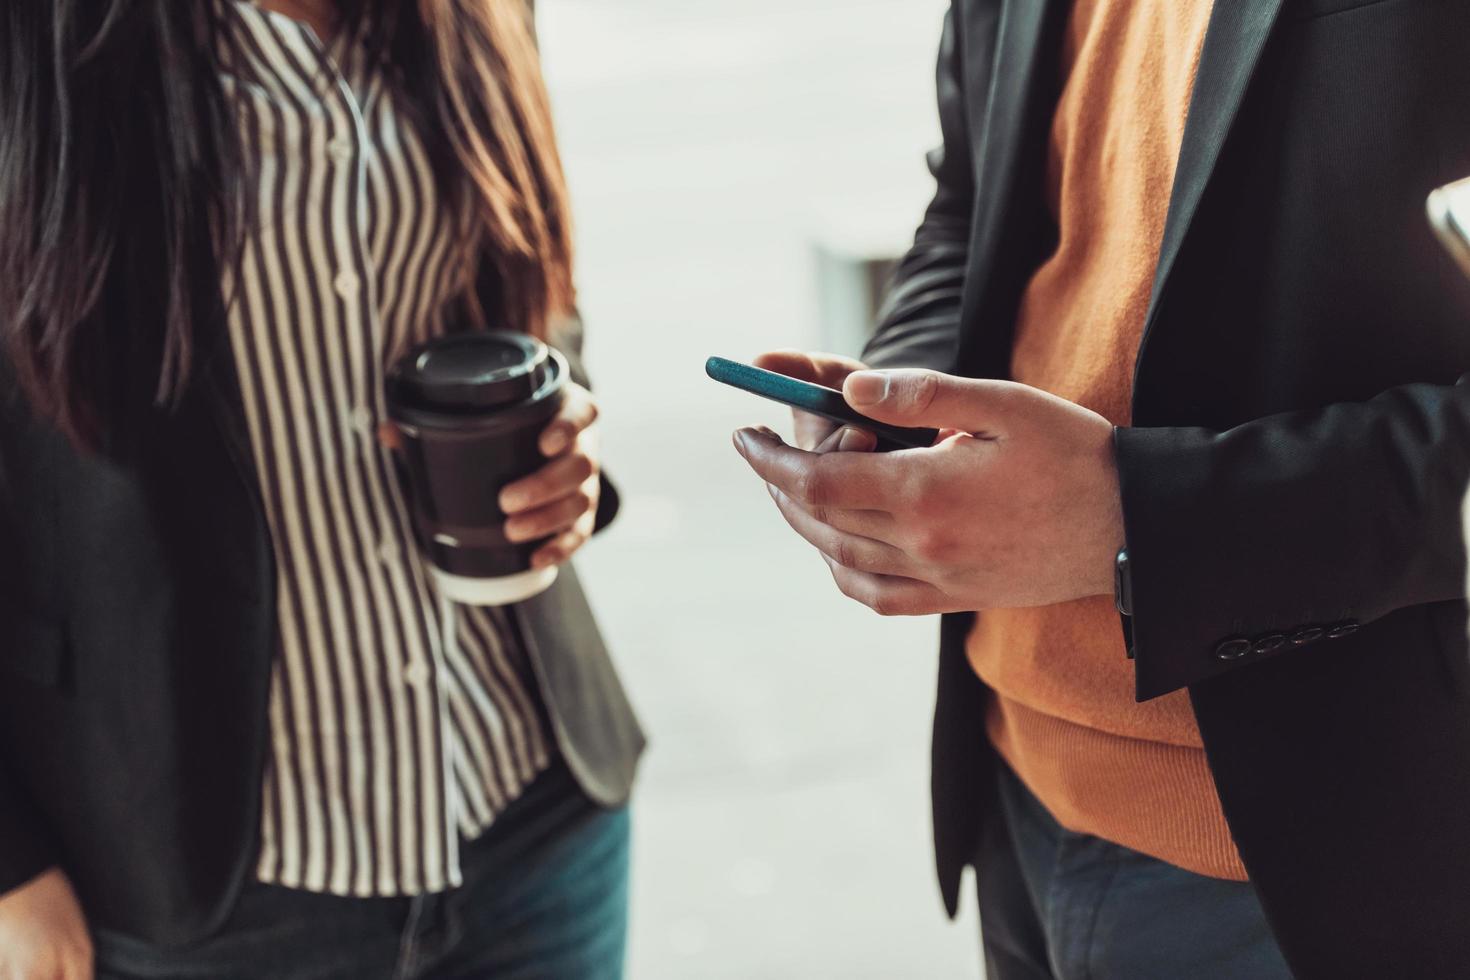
[1253,634,1287,655]
[1327,621,1361,639]
[1215,637,1252,661]
[1290,626,1324,645]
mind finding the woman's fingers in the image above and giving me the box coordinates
[500,385,601,562]
[531,520,594,569]
[504,482,596,543]
[377,422,404,453]
[500,445,596,513]
[539,383,598,457]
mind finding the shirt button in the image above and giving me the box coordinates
[350,405,374,434]
[377,539,400,564]
[403,660,430,687]
[328,137,354,164]
[334,270,360,298]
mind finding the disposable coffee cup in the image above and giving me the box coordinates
[386,331,568,605]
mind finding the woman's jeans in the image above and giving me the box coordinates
[977,762,1293,980]
[94,761,630,980]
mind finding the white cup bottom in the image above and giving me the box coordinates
[430,565,558,605]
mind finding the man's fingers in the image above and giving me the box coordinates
[62,947,94,980]
[813,425,877,455]
[753,351,872,449]
[774,424,892,538]
[821,556,955,617]
[539,384,598,457]
[801,421,873,456]
[793,413,839,451]
[23,947,83,980]
[733,427,892,512]
[768,487,896,541]
[842,369,1025,436]
[766,485,910,576]
[753,349,867,389]
[753,349,822,382]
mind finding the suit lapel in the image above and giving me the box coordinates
[964,0,1055,241]
[955,0,1071,373]
[1137,0,1288,365]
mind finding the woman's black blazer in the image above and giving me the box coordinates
[0,282,643,945]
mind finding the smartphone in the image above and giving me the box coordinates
[1427,176,1470,278]
[706,356,939,452]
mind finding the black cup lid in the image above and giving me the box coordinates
[388,331,551,412]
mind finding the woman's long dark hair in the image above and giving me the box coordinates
[0,1,574,447]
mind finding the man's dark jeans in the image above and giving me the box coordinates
[94,761,630,979]
[977,762,1293,980]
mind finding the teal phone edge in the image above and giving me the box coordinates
[705,356,939,452]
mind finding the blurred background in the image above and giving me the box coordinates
[536,2,983,978]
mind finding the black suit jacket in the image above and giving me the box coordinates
[0,294,643,946]
[868,0,1470,976]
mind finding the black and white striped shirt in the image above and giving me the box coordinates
[217,1,551,896]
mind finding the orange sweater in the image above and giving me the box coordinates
[969,0,1245,880]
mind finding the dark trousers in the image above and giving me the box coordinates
[94,761,631,980]
[976,763,1293,980]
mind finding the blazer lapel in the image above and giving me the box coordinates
[955,0,1072,374]
[189,273,271,530]
[1136,0,1288,368]
[964,0,1057,244]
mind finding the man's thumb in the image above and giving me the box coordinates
[843,369,996,433]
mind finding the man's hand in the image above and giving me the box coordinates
[752,350,871,450]
[0,868,93,980]
[732,368,1125,615]
[499,383,602,569]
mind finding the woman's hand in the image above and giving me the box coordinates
[0,868,93,980]
[498,383,602,569]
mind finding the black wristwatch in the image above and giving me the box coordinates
[1114,547,1133,617]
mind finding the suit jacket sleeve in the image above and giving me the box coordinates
[1118,378,1470,700]
[0,762,53,898]
[864,5,975,374]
